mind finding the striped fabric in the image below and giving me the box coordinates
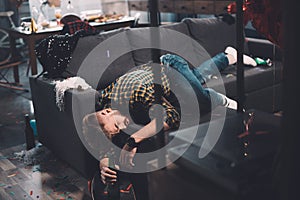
[61,20,97,35]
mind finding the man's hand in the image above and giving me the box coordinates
[99,158,118,184]
[119,144,137,169]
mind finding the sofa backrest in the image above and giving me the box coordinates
[182,17,240,57]
[127,21,213,69]
[67,16,246,90]
[126,16,245,69]
[69,21,199,90]
[126,21,192,66]
[68,28,136,90]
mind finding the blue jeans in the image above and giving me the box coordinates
[160,53,229,108]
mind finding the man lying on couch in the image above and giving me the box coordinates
[82,46,256,200]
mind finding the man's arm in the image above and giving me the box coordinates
[120,91,180,167]
[119,118,169,167]
[130,118,169,143]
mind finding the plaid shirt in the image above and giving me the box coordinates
[98,64,180,129]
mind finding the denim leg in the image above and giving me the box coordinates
[160,54,225,107]
[192,53,229,84]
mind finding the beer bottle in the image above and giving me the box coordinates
[106,152,120,200]
[24,114,35,150]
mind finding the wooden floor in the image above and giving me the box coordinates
[0,143,236,200]
[0,143,91,200]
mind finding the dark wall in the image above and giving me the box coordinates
[273,0,300,200]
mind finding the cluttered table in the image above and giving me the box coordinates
[6,15,136,76]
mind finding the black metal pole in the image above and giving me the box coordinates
[148,0,159,28]
[148,0,166,168]
[236,0,245,112]
[148,0,161,110]
[148,0,160,62]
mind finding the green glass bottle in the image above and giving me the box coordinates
[106,152,120,200]
[254,57,272,66]
[24,114,35,150]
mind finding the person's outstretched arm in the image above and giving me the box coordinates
[119,118,170,168]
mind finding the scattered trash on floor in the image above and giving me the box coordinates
[13,143,45,165]
[2,143,90,199]
[0,155,8,160]
[9,191,15,196]
[0,183,6,187]
[7,173,17,178]
[32,165,41,172]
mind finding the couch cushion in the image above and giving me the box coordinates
[207,62,283,98]
[126,27,153,66]
[127,22,210,67]
[68,28,136,90]
[160,22,211,66]
[160,22,190,36]
[183,17,240,57]
[68,29,126,75]
[127,22,191,66]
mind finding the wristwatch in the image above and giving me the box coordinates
[126,137,139,148]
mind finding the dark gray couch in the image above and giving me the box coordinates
[29,16,283,179]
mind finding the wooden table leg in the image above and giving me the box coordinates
[9,32,20,83]
[27,37,38,75]
[13,65,20,83]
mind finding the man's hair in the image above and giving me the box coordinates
[82,112,112,157]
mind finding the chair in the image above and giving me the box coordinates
[0,59,28,91]
[131,12,141,28]
[0,11,26,65]
[0,11,28,91]
[0,11,28,78]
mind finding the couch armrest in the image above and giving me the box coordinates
[29,77,99,179]
[246,37,283,61]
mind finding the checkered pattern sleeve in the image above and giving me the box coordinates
[133,84,180,129]
[161,98,180,129]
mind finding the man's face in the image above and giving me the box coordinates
[96,108,129,135]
